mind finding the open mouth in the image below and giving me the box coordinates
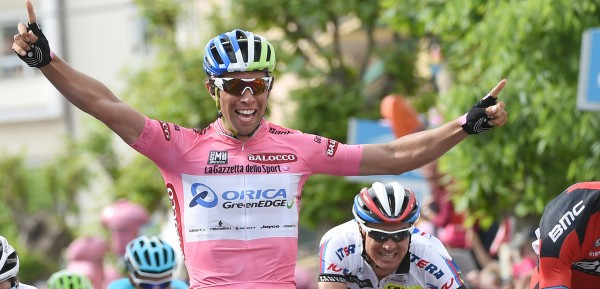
[236,109,256,120]
[379,252,397,259]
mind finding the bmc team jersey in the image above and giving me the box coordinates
[530,182,600,289]
[107,279,189,289]
[318,220,465,289]
[130,117,363,289]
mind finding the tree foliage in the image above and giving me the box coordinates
[382,0,600,226]
[0,140,91,281]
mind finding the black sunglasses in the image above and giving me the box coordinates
[212,77,272,96]
[360,223,413,242]
[138,282,170,289]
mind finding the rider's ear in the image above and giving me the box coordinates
[205,80,217,100]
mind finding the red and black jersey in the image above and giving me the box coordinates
[530,182,600,289]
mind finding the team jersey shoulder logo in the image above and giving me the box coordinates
[269,127,293,135]
[159,121,171,141]
[325,139,339,157]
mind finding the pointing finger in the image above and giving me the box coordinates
[26,0,37,25]
[488,79,507,98]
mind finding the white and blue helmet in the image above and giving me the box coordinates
[203,29,276,76]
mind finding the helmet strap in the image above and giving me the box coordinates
[214,86,264,139]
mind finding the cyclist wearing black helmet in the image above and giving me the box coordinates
[318,182,466,289]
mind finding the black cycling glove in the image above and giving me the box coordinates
[16,22,53,68]
[458,94,497,135]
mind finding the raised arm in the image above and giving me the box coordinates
[359,79,507,175]
[12,0,145,144]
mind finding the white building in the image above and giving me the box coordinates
[0,0,145,162]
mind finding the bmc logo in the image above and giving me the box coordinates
[550,200,585,242]
[248,153,298,164]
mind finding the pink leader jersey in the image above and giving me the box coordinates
[130,117,363,289]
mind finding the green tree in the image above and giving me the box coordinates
[0,140,92,281]
[382,0,600,227]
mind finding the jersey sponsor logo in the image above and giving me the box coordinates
[208,151,228,165]
[589,250,600,257]
[595,238,600,247]
[572,260,600,276]
[409,253,445,279]
[347,275,374,288]
[388,275,408,283]
[549,200,585,242]
[382,283,411,289]
[203,164,284,174]
[269,127,293,135]
[441,278,455,289]
[246,164,283,174]
[326,139,339,157]
[160,121,171,141]
[204,165,244,174]
[189,183,219,208]
[188,183,288,209]
[193,127,209,135]
[335,244,356,261]
[210,220,232,231]
[247,153,298,164]
[314,136,322,143]
[286,198,295,209]
[166,183,184,259]
[235,226,256,231]
[326,263,343,272]
[318,275,346,283]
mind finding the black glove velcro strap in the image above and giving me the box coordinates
[17,22,53,68]
[460,95,497,135]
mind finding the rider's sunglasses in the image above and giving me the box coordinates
[212,77,273,96]
[360,223,413,243]
[138,281,170,289]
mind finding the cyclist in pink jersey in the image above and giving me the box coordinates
[12,1,508,288]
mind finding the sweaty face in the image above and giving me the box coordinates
[210,71,270,140]
[362,222,411,278]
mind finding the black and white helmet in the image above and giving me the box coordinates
[0,236,19,281]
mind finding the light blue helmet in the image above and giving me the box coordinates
[124,236,176,285]
[203,29,276,76]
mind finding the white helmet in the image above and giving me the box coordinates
[0,236,19,281]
